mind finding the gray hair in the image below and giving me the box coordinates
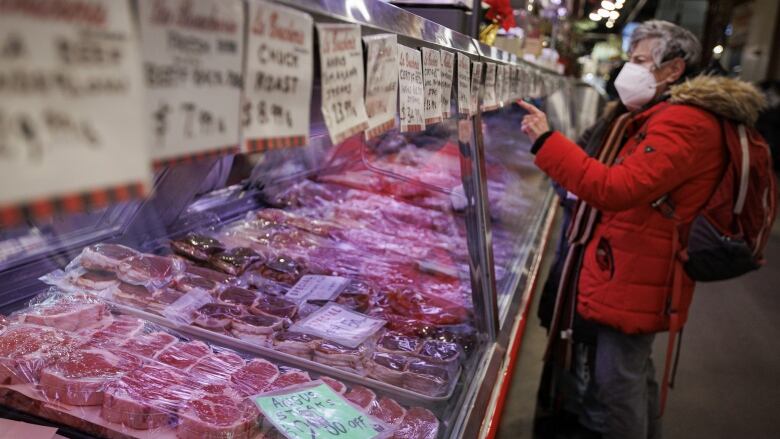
[629,20,702,76]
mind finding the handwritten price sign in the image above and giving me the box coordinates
[482,63,497,111]
[470,62,482,116]
[363,34,397,141]
[139,0,244,165]
[317,23,368,145]
[421,47,442,125]
[456,53,471,116]
[290,303,386,348]
[398,44,424,133]
[440,50,455,118]
[254,381,394,439]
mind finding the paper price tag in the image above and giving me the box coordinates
[421,47,442,125]
[440,50,455,118]
[398,45,425,133]
[290,303,386,348]
[254,381,394,439]
[501,65,511,104]
[139,0,244,165]
[285,275,350,303]
[0,0,150,223]
[456,53,471,116]
[496,65,506,108]
[162,288,214,325]
[363,34,398,141]
[243,1,313,153]
[482,63,497,111]
[318,23,369,145]
[470,62,483,116]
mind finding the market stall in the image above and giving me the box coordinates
[0,1,597,438]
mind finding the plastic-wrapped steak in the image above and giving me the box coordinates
[271,332,320,359]
[392,407,440,439]
[194,304,244,330]
[376,332,422,355]
[231,314,285,343]
[111,282,155,308]
[417,340,460,366]
[402,360,450,396]
[117,254,184,288]
[209,247,263,276]
[313,341,367,371]
[218,286,260,307]
[250,294,297,319]
[80,243,139,272]
[257,255,304,285]
[174,275,220,295]
[171,233,225,262]
[368,352,408,386]
[73,270,119,291]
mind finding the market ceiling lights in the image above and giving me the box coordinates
[598,8,611,18]
[602,1,616,10]
[589,12,602,21]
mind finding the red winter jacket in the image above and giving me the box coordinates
[535,100,725,334]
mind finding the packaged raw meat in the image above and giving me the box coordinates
[209,247,264,276]
[186,263,241,286]
[256,254,305,285]
[377,332,422,355]
[417,340,461,366]
[79,243,139,272]
[20,295,108,332]
[370,397,407,426]
[174,274,221,296]
[194,303,244,330]
[230,359,279,396]
[256,208,339,237]
[368,353,408,386]
[241,273,289,296]
[117,254,185,289]
[344,385,377,409]
[155,341,211,369]
[250,294,297,319]
[392,407,440,439]
[177,390,259,439]
[111,282,155,308]
[320,376,347,394]
[219,286,260,306]
[120,332,177,359]
[0,324,77,384]
[403,360,450,396]
[271,331,320,359]
[146,288,185,314]
[171,233,226,262]
[79,315,145,348]
[39,348,142,406]
[189,351,245,383]
[72,270,119,291]
[313,341,368,371]
[231,314,285,343]
[265,370,311,391]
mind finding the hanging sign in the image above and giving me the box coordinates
[317,23,369,145]
[139,0,244,166]
[440,50,455,118]
[398,44,425,132]
[0,0,150,226]
[496,64,506,107]
[482,63,497,111]
[470,62,483,116]
[243,0,313,153]
[421,47,442,125]
[503,65,512,104]
[363,34,398,141]
[253,381,395,439]
[456,53,471,116]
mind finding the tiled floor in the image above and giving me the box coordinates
[498,216,780,439]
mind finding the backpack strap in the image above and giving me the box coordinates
[735,124,750,215]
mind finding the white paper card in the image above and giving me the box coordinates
[470,62,483,116]
[496,65,506,107]
[421,47,442,125]
[317,23,369,145]
[440,50,455,118]
[290,303,386,348]
[139,0,244,164]
[243,0,313,152]
[482,63,497,111]
[0,0,150,210]
[162,288,214,325]
[363,34,398,141]
[285,275,350,303]
[398,44,425,132]
[456,53,471,116]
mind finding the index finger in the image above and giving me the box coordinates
[516,99,542,115]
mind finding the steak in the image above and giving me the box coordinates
[73,270,119,291]
[194,303,244,330]
[392,407,439,439]
[313,341,367,371]
[403,360,449,396]
[111,282,155,308]
[190,352,245,383]
[177,391,258,439]
[171,234,226,262]
[230,359,279,396]
[231,314,284,344]
[80,243,138,272]
[117,254,183,288]
[257,255,305,285]
[22,299,107,332]
[156,341,211,369]
[417,340,460,365]
[186,264,238,285]
[120,332,177,359]
[368,353,407,386]
[219,286,260,306]
[0,325,77,384]
[344,385,376,409]
[39,348,142,406]
[250,294,297,319]
[369,397,406,426]
[271,332,319,359]
[265,371,311,392]
[376,332,422,355]
[80,316,145,348]
[209,247,263,276]
[174,275,220,296]
[320,376,346,394]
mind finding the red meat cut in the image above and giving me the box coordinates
[80,243,139,272]
[177,391,259,439]
[369,397,407,425]
[344,385,376,409]
[39,348,142,406]
[265,371,311,392]
[117,254,183,288]
[22,299,107,332]
[393,407,440,439]
[120,332,177,359]
[73,270,119,291]
[0,325,77,384]
[80,316,145,348]
[156,341,211,369]
[320,376,346,394]
[230,359,279,396]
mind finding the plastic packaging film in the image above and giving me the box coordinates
[0,291,441,438]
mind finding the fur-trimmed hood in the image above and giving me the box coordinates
[669,75,767,125]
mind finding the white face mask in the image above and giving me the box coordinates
[614,62,658,110]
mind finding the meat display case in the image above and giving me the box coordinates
[0,1,600,438]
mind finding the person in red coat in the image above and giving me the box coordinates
[521,21,766,439]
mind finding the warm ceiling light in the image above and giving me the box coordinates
[713,45,724,55]
[610,11,620,19]
[589,12,602,21]
[598,8,611,17]
[606,21,615,28]
[602,1,616,10]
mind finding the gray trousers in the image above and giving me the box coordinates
[580,324,662,439]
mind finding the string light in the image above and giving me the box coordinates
[598,8,611,17]
[589,12,602,21]
[602,1,616,10]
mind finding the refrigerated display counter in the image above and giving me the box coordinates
[0,1,600,438]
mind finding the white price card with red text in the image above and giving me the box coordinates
[0,0,150,226]
[139,0,244,166]
[440,50,455,118]
[363,34,398,141]
[456,53,471,116]
[243,0,313,153]
[421,47,442,125]
[290,303,386,348]
[470,61,483,116]
[482,63,497,111]
[317,23,369,145]
[285,275,350,303]
[398,44,425,132]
